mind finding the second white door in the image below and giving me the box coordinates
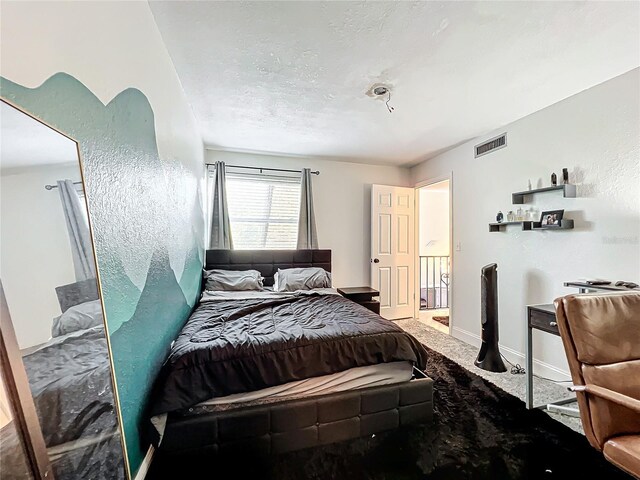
[371,185,415,319]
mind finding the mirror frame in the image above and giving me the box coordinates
[0,98,130,478]
[0,279,54,479]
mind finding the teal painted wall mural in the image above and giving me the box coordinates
[1,73,204,475]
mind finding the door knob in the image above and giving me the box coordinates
[373,258,380,263]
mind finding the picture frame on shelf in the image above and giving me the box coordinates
[540,209,564,227]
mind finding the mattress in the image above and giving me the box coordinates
[150,361,413,442]
[198,360,413,406]
[149,289,428,415]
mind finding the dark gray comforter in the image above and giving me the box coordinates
[150,293,428,415]
[1,326,125,480]
[22,326,119,448]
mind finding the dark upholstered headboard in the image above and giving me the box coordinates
[204,250,331,287]
[55,278,100,313]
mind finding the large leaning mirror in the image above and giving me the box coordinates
[0,100,126,480]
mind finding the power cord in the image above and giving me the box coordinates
[500,353,571,383]
[500,353,525,375]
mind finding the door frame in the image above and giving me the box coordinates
[413,173,454,331]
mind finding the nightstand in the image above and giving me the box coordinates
[337,287,380,314]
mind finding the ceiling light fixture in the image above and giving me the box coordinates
[371,85,395,113]
[373,86,388,96]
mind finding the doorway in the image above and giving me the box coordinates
[417,179,451,333]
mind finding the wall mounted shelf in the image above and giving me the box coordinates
[489,221,532,232]
[530,219,574,230]
[491,181,579,233]
[489,219,574,232]
[512,184,576,204]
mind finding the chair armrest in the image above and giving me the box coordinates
[570,384,640,413]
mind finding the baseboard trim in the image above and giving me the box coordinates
[451,326,571,381]
[133,445,155,480]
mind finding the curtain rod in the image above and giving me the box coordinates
[44,181,82,190]
[206,164,319,175]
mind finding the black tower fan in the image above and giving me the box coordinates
[474,263,507,372]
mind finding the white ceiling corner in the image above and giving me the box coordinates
[149,1,640,166]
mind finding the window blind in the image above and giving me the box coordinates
[225,172,301,250]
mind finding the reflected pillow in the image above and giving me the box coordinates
[274,267,332,292]
[52,300,103,337]
[203,269,264,291]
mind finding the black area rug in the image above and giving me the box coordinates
[148,346,630,480]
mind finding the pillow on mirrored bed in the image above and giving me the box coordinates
[203,269,264,291]
[274,267,332,292]
[52,299,104,337]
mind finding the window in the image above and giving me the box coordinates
[225,172,301,250]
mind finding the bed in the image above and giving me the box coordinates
[149,249,434,458]
[1,280,124,480]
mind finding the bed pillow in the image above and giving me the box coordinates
[274,267,332,292]
[203,269,264,291]
[51,300,103,337]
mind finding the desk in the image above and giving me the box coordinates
[525,304,577,414]
[563,281,639,293]
[525,283,638,414]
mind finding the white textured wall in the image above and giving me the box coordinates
[206,150,412,287]
[411,69,640,377]
[1,3,205,475]
[0,1,204,285]
[0,1,201,170]
[1,164,82,348]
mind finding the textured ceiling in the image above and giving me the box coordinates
[150,1,640,166]
[1,102,78,171]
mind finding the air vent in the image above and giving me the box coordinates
[475,133,507,158]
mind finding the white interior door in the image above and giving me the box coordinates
[371,185,415,319]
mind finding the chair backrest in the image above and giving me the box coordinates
[555,292,640,450]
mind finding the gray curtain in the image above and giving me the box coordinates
[209,161,234,249]
[57,179,95,281]
[297,168,319,249]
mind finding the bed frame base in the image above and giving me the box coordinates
[157,373,433,457]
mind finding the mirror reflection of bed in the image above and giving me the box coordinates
[0,101,126,480]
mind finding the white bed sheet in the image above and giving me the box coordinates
[198,360,413,406]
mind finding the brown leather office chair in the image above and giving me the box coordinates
[555,292,640,479]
